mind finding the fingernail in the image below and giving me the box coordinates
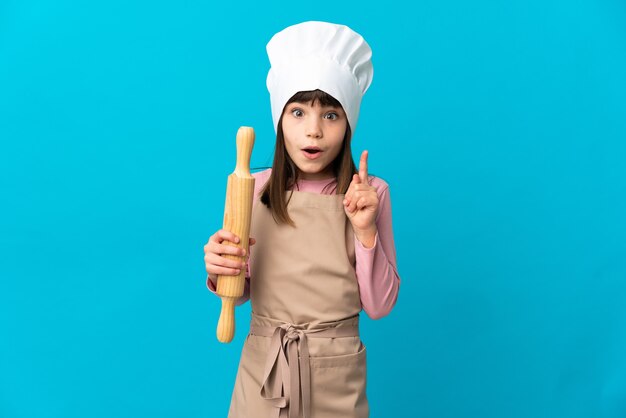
[235,237,240,243]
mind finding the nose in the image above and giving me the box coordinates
[305,117,322,139]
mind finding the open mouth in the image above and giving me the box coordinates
[302,147,323,160]
[302,147,322,155]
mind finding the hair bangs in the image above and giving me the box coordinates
[287,89,342,109]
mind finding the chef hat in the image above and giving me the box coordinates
[266,21,374,135]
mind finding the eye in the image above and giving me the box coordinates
[324,112,338,120]
[291,108,304,117]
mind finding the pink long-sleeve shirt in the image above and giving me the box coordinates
[207,168,400,319]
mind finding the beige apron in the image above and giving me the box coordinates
[228,190,369,418]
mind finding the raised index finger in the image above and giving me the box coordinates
[359,150,369,184]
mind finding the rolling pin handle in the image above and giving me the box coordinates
[217,297,236,343]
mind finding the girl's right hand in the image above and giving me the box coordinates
[204,229,256,286]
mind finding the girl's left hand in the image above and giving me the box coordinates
[343,150,379,233]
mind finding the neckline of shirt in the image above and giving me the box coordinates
[296,177,337,184]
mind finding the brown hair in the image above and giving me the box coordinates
[260,89,357,226]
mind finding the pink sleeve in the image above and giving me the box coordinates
[354,181,400,319]
[206,274,250,306]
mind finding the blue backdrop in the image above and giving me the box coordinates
[1,1,625,417]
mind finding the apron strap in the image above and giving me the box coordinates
[251,319,359,418]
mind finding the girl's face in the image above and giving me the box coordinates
[281,100,348,181]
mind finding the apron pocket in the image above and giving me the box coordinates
[244,333,271,353]
[308,342,369,418]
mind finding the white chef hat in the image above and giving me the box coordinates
[266,21,374,135]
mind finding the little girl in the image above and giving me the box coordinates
[204,21,400,418]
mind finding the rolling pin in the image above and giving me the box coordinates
[216,126,256,343]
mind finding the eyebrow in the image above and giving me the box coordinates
[289,102,342,110]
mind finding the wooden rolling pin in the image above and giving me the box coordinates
[216,127,256,343]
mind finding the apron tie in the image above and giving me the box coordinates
[251,317,359,418]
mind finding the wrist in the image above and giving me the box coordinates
[354,225,377,249]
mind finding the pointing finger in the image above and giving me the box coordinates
[359,150,369,184]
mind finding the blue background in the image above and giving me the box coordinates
[1,0,625,417]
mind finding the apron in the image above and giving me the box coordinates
[228,190,369,418]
